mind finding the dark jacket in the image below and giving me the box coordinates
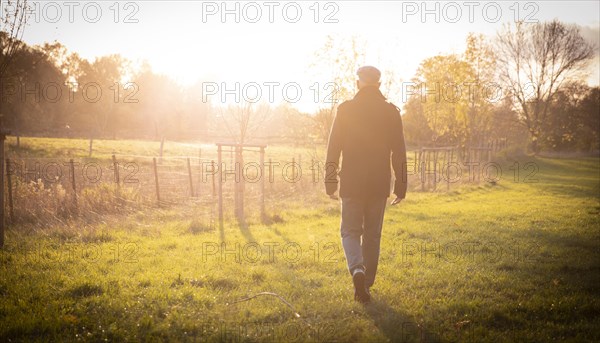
[325,86,407,199]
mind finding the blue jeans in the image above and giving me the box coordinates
[340,197,388,288]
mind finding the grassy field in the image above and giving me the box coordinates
[0,138,599,342]
[5,136,322,162]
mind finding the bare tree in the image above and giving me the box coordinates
[379,68,397,99]
[0,0,29,78]
[495,20,595,153]
[309,35,366,143]
[0,0,28,248]
[0,0,29,117]
[216,101,271,144]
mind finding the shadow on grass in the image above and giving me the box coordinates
[219,219,225,243]
[509,224,600,298]
[237,216,256,243]
[262,213,291,242]
[364,297,428,343]
[365,296,475,342]
[521,156,600,198]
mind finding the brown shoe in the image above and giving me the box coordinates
[352,270,371,304]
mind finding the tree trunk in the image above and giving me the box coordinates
[529,137,540,155]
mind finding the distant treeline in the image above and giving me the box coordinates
[0,25,598,152]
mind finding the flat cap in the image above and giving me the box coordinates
[357,65,381,84]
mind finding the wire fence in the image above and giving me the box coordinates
[3,141,507,229]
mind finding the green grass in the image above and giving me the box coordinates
[0,142,599,341]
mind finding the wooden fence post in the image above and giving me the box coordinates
[420,149,425,192]
[0,126,8,247]
[69,159,78,215]
[269,158,273,191]
[198,148,202,197]
[447,149,451,191]
[235,145,244,222]
[112,154,119,187]
[217,145,223,226]
[297,154,302,188]
[233,147,239,220]
[187,157,194,197]
[414,150,418,168]
[291,157,296,183]
[211,160,216,197]
[260,147,266,222]
[427,150,432,190]
[159,138,165,164]
[433,150,438,191]
[153,157,160,206]
[88,137,93,157]
[479,149,483,182]
[5,159,14,223]
[259,147,267,222]
[311,159,316,186]
[112,154,120,203]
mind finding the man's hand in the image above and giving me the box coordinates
[390,197,402,205]
[328,193,339,200]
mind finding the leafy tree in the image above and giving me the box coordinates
[1,43,65,134]
[401,94,435,147]
[132,63,183,140]
[0,0,29,79]
[489,96,529,149]
[413,54,472,146]
[411,34,500,148]
[577,87,600,151]
[463,33,497,146]
[181,81,212,140]
[541,83,599,151]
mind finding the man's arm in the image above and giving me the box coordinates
[390,106,407,201]
[325,107,344,197]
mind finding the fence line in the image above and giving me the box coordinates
[2,140,506,231]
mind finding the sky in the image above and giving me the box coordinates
[8,0,600,112]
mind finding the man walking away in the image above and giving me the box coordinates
[325,65,407,304]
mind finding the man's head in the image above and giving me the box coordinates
[356,66,381,89]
